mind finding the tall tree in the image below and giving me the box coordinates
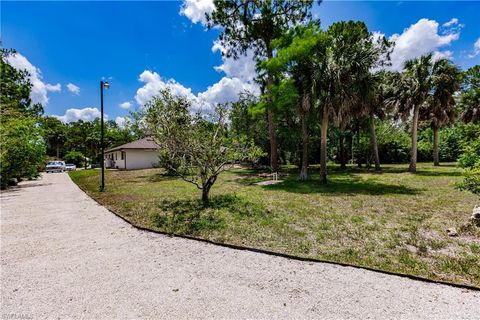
[145,89,263,206]
[40,116,67,158]
[459,65,480,124]
[390,54,434,173]
[422,59,461,166]
[207,0,316,171]
[1,48,46,187]
[265,23,326,180]
[315,21,380,183]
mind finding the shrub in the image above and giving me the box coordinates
[458,139,480,169]
[64,150,85,166]
[0,116,46,188]
[458,164,480,195]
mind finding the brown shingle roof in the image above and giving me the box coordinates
[106,137,160,153]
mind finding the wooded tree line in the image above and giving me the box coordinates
[204,0,479,185]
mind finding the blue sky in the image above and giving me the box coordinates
[2,1,479,124]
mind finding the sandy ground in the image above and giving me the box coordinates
[1,172,479,319]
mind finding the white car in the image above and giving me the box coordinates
[65,164,77,171]
[46,161,66,173]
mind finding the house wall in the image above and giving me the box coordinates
[124,149,159,170]
[105,151,125,169]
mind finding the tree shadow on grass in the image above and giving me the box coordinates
[413,170,463,177]
[355,165,462,177]
[148,172,179,182]
[150,194,270,235]
[237,172,422,196]
[265,178,421,195]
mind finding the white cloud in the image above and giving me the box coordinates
[54,107,103,123]
[386,18,461,71]
[6,52,61,105]
[115,116,128,128]
[212,40,258,83]
[135,70,196,107]
[198,77,259,107]
[180,0,215,25]
[67,83,80,95]
[468,38,480,58]
[134,70,259,113]
[45,83,61,92]
[443,18,458,27]
[119,101,132,109]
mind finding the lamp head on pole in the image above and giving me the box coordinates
[102,81,110,89]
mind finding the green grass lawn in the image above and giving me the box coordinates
[70,163,480,287]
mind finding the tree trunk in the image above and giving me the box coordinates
[433,126,440,166]
[201,176,217,207]
[84,143,87,170]
[266,49,278,172]
[409,105,420,173]
[369,113,381,171]
[300,112,308,181]
[202,187,210,207]
[356,128,362,168]
[320,108,329,184]
[339,132,346,170]
[56,145,60,159]
[267,107,278,172]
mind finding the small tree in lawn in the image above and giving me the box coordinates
[145,89,264,206]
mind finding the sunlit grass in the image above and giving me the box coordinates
[70,163,480,287]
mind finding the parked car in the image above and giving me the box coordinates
[46,161,66,173]
[65,164,77,171]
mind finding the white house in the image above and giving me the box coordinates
[105,137,160,170]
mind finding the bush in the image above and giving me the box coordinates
[64,150,85,166]
[459,164,480,195]
[0,116,46,188]
[458,139,480,169]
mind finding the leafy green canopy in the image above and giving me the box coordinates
[459,65,480,123]
[1,48,46,188]
[207,0,315,59]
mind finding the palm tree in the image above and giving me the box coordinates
[315,21,379,183]
[390,54,434,173]
[422,59,461,166]
[361,72,390,171]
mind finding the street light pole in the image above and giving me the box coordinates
[100,80,109,192]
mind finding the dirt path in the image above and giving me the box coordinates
[1,173,478,319]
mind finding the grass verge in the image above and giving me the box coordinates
[70,163,480,287]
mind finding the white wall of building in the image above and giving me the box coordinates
[125,149,159,169]
[105,149,159,170]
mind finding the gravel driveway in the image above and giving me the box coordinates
[1,172,479,319]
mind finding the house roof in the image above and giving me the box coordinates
[106,137,160,153]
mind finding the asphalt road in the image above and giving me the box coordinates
[1,172,479,319]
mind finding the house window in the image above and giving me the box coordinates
[121,152,125,160]
[115,153,117,160]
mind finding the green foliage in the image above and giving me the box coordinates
[0,48,44,117]
[0,116,46,188]
[458,165,480,195]
[459,65,480,123]
[458,139,480,169]
[63,150,85,166]
[40,116,67,157]
[207,0,314,59]
[230,92,269,163]
[145,89,265,205]
[0,48,46,188]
